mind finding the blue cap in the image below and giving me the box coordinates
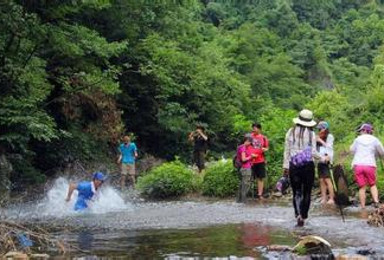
[93,172,106,181]
[317,121,329,130]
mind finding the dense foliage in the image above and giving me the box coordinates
[202,161,239,197]
[2,0,384,192]
[136,160,194,198]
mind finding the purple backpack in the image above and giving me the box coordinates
[290,129,313,167]
[291,146,312,166]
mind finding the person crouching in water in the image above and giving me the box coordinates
[66,172,105,211]
[237,135,257,203]
[350,123,384,209]
[283,109,325,227]
[316,121,335,205]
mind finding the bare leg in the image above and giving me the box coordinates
[370,185,379,203]
[121,175,126,190]
[319,178,327,203]
[325,178,335,204]
[257,178,264,198]
[129,175,136,189]
[359,186,366,208]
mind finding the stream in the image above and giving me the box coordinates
[4,177,384,259]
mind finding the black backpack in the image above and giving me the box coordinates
[232,145,242,170]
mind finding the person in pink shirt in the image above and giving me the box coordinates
[236,135,257,203]
[350,123,384,209]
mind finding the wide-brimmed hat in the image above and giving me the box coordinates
[357,123,373,133]
[293,109,317,127]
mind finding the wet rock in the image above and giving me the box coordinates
[356,247,375,256]
[367,206,384,227]
[293,235,334,259]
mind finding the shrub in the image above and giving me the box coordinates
[202,160,239,197]
[137,160,194,199]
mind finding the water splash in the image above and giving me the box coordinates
[9,177,133,219]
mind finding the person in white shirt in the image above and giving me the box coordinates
[283,109,326,227]
[316,121,335,205]
[350,123,384,209]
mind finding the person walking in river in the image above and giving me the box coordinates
[350,123,384,209]
[283,109,325,227]
[117,135,138,190]
[236,134,257,203]
[250,123,269,199]
[65,172,105,211]
[316,121,335,205]
[188,125,209,173]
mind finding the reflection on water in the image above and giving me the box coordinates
[66,224,298,259]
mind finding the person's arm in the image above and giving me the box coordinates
[311,131,322,160]
[197,129,208,141]
[66,182,77,202]
[188,132,195,142]
[241,150,253,162]
[117,145,122,164]
[325,134,334,163]
[283,129,292,171]
[133,143,138,158]
[375,139,384,158]
[262,136,269,152]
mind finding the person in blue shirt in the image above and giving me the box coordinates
[65,172,105,211]
[117,135,138,190]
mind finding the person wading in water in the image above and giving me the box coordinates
[316,121,335,205]
[283,109,326,227]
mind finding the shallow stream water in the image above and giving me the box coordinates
[5,178,384,259]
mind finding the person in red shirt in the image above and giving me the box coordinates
[250,123,269,199]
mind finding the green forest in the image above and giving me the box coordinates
[2,0,384,191]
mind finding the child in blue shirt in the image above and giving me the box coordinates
[66,172,105,211]
[117,135,138,189]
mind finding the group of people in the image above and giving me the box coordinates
[66,109,384,228]
[283,109,384,226]
[236,109,384,227]
[236,123,269,203]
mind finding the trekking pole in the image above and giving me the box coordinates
[329,163,345,222]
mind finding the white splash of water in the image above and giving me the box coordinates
[32,177,133,217]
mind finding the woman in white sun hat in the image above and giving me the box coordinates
[283,109,326,227]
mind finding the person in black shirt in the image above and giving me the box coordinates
[188,125,208,173]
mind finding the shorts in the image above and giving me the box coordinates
[251,162,266,179]
[317,163,330,178]
[353,165,376,188]
[121,163,135,176]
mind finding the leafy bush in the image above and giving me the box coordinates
[202,160,239,197]
[10,157,46,188]
[137,160,194,199]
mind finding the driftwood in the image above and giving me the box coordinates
[0,220,70,257]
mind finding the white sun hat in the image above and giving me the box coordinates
[293,109,317,127]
